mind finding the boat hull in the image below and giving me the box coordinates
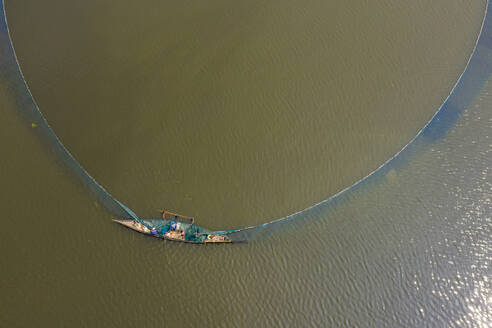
[112,219,232,244]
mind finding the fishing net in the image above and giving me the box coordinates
[0,1,137,221]
[3,0,491,243]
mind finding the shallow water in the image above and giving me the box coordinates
[1,1,490,327]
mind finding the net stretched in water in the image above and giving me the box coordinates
[3,0,491,244]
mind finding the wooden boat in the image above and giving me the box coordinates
[113,210,233,244]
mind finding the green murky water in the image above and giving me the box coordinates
[1,1,489,326]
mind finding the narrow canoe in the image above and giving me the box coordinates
[112,218,233,244]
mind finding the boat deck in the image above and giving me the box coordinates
[164,230,185,241]
[112,218,234,243]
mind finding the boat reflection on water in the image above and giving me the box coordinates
[113,210,234,244]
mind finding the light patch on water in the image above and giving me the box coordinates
[462,275,491,328]
[386,168,398,182]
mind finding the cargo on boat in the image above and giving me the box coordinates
[113,210,233,244]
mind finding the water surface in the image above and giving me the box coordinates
[0,1,489,327]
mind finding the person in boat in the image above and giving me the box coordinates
[151,227,158,236]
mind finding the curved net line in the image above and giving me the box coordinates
[1,0,491,241]
[0,0,140,222]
